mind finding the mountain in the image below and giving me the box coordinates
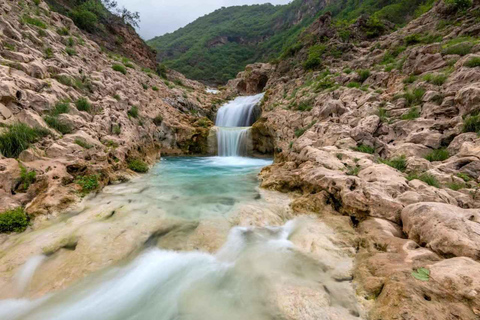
[148,0,326,84]
[147,0,436,84]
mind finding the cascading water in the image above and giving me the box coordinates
[215,93,264,157]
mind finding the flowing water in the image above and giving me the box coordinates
[0,95,364,319]
[215,93,264,157]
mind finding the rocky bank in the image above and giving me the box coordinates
[227,0,480,318]
[0,0,217,220]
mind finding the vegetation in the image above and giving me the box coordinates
[423,73,447,86]
[412,267,430,281]
[401,107,421,120]
[463,114,480,133]
[128,159,149,173]
[346,165,361,176]
[44,116,72,135]
[76,174,99,195]
[357,69,371,83]
[22,14,47,29]
[407,172,440,187]
[128,106,139,118]
[353,144,375,154]
[18,163,36,191]
[74,139,93,149]
[0,123,49,158]
[75,97,91,113]
[379,155,407,172]
[465,57,480,68]
[153,115,163,126]
[112,64,127,75]
[51,101,70,116]
[424,148,450,162]
[0,207,29,233]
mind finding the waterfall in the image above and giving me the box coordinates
[215,93,264,157]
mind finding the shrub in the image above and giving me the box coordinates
[71,9,97,32]
[112,64,127,75]
[153,114,163,126]
[401,107,420,120]
[75,97,91,113]
[379,155,407,172]
[407,172,440,187]
[57,27,70,36]
[45,47,54,59]
[442,43,472,56]
[0,207,29,233]
[127,106,139,118]
[44,116,72,134]
[425,148,450,162]
[157,63,168,78]
[112,124,121,135]
[128,159,149,173]
[65,47,76,57]
[74,138,93,149]
[445,0,472,11]
[113,94,121,101]
[357,69,371,82]
[403,88,425,107]
[303,44,325,70]
[152,86,159,91]
[463,114,480,133]
[404,34,421,46]
[142,83,148,90]
[18,164,36,191]
[76,174,99,195]
[124,62,135,69]
[465,57,480,68]
[0,123,49,158]
[423,73,447,85]
[347,81,361,88]
[51,101,70,116]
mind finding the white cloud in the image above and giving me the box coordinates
[113,0,292,40]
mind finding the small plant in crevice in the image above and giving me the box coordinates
[74,139,93,149]
[128,159,149,173]
[424,148,449,162]
[352,144,375,154]
[401,107,420,120]
[379,155,407,172]
[407,172,440,188]
[112,124,121,135]
[17,163,36,192]
[446,181,466,191]
[0,123,50,158]
[44,116,72,135]
[75,97,91,113]
[75,174,99,195]
[357,69,371,83]
[465,57,480,68]
[112,64,127,75]
[0,207,29,233]
[346,165,360,176]
[153,115,163,126]
[127,106,139,118]
[423,73,447,86]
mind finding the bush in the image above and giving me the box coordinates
[404,34,421,46]
[465,57,480,68]
[127,106,139,118]
[128,159,149,173]
[357,69,371,82]
[353,144,375,154]
[407,172,440,187]
[51,101,70,116]
[425,148,450,162]
[0,207,29,233]
[463,114,480,133]
[76,174,99,194]
[157,64,168,78]
[44,116,72,135]
[153,115,163,126]
[75,97,91,113]
[152,86,159,91]
[379,155,407,172]
[423,73,447,85]
[0,123,49,158]
[18,164,36,191]
[445,0,472,11]
[112,64,127,75]
[71,9,98,32]
[303,44,326,71]
[442,43,472,56]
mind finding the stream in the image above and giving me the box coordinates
[0,96,365,320]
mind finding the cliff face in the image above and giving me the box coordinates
[0,0,217,219]
[227,0,480,318]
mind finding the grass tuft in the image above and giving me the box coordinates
[424,148,449,162]
[0,123,50,158]
[128,159,149,173]
[0,207,28,233]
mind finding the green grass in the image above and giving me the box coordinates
[22,14,47,29]
[357,69,371,82]
[442,43,473,56]
[446,182,466,191]
[75,97,91,113]
[423,73,447,85]
[407,172,440,187]
[463,114,480,133]
[112,64,127,75]
[353,144,375,154]
[0,123,50,158]
[403,75,417,84]
[424,148,449,162]
[379,155,407,172]
[347,81,361,88]
[65,47,77,56]
[0,207,29,233]
[403,88,425,107]
[74,139,93,149]
[112,124,121,135]
[377,107,389,122]
[401,107,420,120]
[51,101,70,116]
[57,27,70,36]
[127,106,139,118]
[152,86,159,91]
[346,165,360,176]
[457,172,472,182]
[76,174,99,195]
[128,159,149,173]
[45,47,54,59]
[44,116,72,135]
[296,101,313,112]
[153,115,163,126]
[465,57,480,68]
[294,128,307,137]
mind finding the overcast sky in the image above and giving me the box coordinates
[113,0,292,40]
